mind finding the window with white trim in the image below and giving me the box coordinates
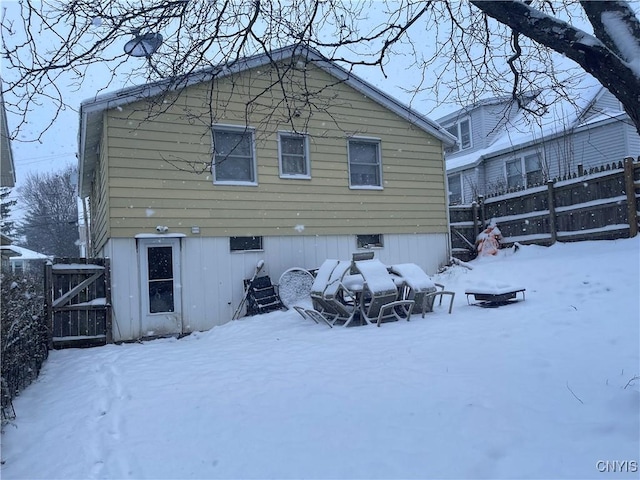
[278,132,310,178]
[506,152,543,189]
[348,138,382,188]
[524,153,543,186]
[212,126,257,184]
[445,118,472,152]
[448,174,463,205]
[506,159,523,189]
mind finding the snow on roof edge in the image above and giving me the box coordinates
[0,245,52,260]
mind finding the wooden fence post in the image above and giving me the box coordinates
[623,157,638,238]
[104,258,113,344]
[547,180,557,244]
[44,261,53,349]
[472,201,479,242]
[478,195,486,228]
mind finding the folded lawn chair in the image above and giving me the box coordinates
[244,275,284,315]
[309,259,357,326]
[352,259,414,326]
[389,263,455,316]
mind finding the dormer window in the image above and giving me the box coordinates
[445,118,471,152]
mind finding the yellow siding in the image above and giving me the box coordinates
[91,117,110,252]
[102,62,448,238]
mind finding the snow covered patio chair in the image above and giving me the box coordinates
[308,259,357,327]
[351,259,414,326]
[388,263,455,316]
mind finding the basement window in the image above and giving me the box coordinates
[230,236,263,252]
[356,234,383,249]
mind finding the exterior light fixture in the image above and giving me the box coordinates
[124,32,163,57]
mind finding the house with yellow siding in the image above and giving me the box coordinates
[78,45,456,341]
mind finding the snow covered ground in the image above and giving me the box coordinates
[1,238,639,479]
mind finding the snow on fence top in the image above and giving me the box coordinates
[51,264,105,271]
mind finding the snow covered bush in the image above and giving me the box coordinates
[1,271,48,425]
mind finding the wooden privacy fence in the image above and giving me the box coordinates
[45,258,112,349]
[450,157,640,258]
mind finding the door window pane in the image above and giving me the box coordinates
[147,246,174,313]
[148,246,173,280]
[149,280,175,313]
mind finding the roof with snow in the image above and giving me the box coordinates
[78,44,456,197]
[435,91,540,126]
[441,75,626,173]
[0,245,52,260]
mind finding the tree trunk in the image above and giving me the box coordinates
[470,0,640,136]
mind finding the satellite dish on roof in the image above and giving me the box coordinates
[124,33,163,57]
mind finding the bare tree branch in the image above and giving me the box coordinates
[470,0,640,133]
[2,0,639,147]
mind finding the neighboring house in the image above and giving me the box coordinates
[78,45,456,342]
[1,234,15,271]
[439,76,640,205]
[0,244,51,274]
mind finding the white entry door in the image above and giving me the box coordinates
[138,237,182,337]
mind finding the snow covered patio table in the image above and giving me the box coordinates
[465,283,526,307]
